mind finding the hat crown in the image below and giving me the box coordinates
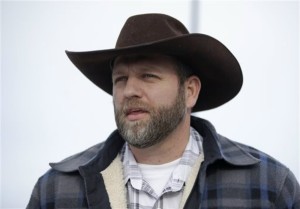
[116,13,189,48]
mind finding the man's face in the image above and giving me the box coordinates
[112,54,187,148]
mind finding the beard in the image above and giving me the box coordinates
[114,86,186,148]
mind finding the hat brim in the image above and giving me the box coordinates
[66,34,243,112]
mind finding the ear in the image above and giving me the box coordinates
[185,76,201,109]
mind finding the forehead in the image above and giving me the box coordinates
[112,54,179,72]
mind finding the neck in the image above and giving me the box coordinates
[129,115,191,165]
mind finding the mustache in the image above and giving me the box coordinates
[115,99,151,115]
[123,99,150,113]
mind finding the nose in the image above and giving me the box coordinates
[123,77,142,98]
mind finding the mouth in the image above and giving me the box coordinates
[125,108,149,121]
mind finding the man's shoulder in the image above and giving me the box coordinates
[191,116,293,184]
[30,141,106,196]
[49,129,122,173]
[191,116,289,171]
[190,117,300,207]
[27,166,89,208]
[49,141,106,172]
[27,130,125,208]
[220,134,288,170]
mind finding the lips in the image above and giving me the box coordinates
[124,108,149,121]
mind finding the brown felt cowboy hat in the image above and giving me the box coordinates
[66,13,243,112]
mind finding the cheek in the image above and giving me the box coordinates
[150,84,180,105]
[112,92,121,109]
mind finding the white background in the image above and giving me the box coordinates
[1,1,299,208]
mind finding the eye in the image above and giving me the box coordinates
[142,73,159,79]
[113,76,127,84]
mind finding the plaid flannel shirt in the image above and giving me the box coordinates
[26,117,300,209]
[121,127,203,209]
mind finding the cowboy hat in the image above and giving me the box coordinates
[66,13,243,112]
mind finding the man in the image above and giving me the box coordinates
[27,13,300,209]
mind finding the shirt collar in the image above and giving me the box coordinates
[191,116,260,166]
[121,127,203,190]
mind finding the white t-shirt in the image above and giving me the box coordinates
[138,158,181,195]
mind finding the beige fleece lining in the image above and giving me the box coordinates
[101,155,127,209]
[179,153,204,209]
